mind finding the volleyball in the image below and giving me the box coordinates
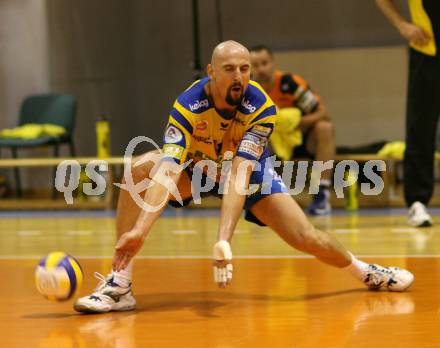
[35,252,83,302]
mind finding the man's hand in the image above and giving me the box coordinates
[398,21,431,46]
[113,229,145,272]
[213,240,233,288]
[375,0,431,47]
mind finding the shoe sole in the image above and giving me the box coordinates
[367,279,414,292]
[398,278,415,292]
[369,273,415,292]
[408,219,433,228]
[390,275,415,292]
[74,302,136,314]
[418,221,432,228]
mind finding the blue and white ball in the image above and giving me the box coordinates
[35,252,83,302]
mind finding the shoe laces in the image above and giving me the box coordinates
[93,272,113,292]
[369,264,393,274]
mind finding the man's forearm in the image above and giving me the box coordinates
[376,0,408,31]
[134,183,170,235]
[134,164,182,236]
[218,158,252,242]
[299,106,328,132]
[218,178,247,241]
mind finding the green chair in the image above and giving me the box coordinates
[0,94,77,198]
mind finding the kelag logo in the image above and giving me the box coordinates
[189,99,209,111]
[241,99,256,113]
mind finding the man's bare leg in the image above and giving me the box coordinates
[115,150,192,239]
[74,151,194,313]
[112,150,192,286]
[249,193,414,290]
[306,120,335,215]
[306,120,335,182]
[250,192,349,267]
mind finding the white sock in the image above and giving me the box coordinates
[320,179,331,188]
[344,252,369,281]
[112,260,133,287]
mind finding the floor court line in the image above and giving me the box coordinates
[65,230,93,236]
[171,229,197,235]
[1,207,440,218]
[334,229,361,233]
[1,254,440,260]
[16,230,42,236]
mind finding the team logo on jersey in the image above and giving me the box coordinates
[241,99,256,113]
[237,131,267,159]
[238,140,264,158]
[196,120,208,131]
[189,99,209,112]
[193,135,213,144]
[164,125,183,143]
[242,132,267,146]
[163,144,184,159]
[220,122,229,130]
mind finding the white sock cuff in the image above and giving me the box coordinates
[346,252,355,264]
[320,179,331,187]
[112,259,134,287]
[344,252,368,280]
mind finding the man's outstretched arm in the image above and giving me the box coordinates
[214,156,254,288]
[113,159,184,271]
[299,103,330,133]
[218,156,254,242]
[376,0,430,46]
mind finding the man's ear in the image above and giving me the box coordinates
[207,64,214,79]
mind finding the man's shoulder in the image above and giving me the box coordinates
[278,72,308,94]
[176,78,212,114]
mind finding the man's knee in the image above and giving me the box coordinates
[296,224,328,254]
[295,223,316,247]
[314,120,334,138]
[129,150,162,182]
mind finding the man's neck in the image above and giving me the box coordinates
[261,73,276,93]
[205,81,238,119]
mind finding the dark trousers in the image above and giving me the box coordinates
[404,48,440,206]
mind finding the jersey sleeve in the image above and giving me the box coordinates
[162,101,194,164]
[280,73,321,114]
[236,103,277,161]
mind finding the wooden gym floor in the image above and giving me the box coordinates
[2,208,440,348]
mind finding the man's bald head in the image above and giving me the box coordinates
[207,40,251,108]
[211,40,250,67]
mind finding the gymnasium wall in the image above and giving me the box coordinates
[46,0,137,157]
[0,0,411,188]
[0,0,50,131]
[274,46,408,146]
[46,0,409,156]
[0,0,51,187]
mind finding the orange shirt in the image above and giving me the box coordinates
[267,70,320,113]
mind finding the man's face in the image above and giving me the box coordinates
[250,49,274,85]
[209,52,251,106]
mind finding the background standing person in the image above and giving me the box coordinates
[376,0,439,227]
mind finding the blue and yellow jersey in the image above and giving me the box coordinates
[162,77,277,171]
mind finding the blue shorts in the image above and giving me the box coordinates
[169,156,288,226]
